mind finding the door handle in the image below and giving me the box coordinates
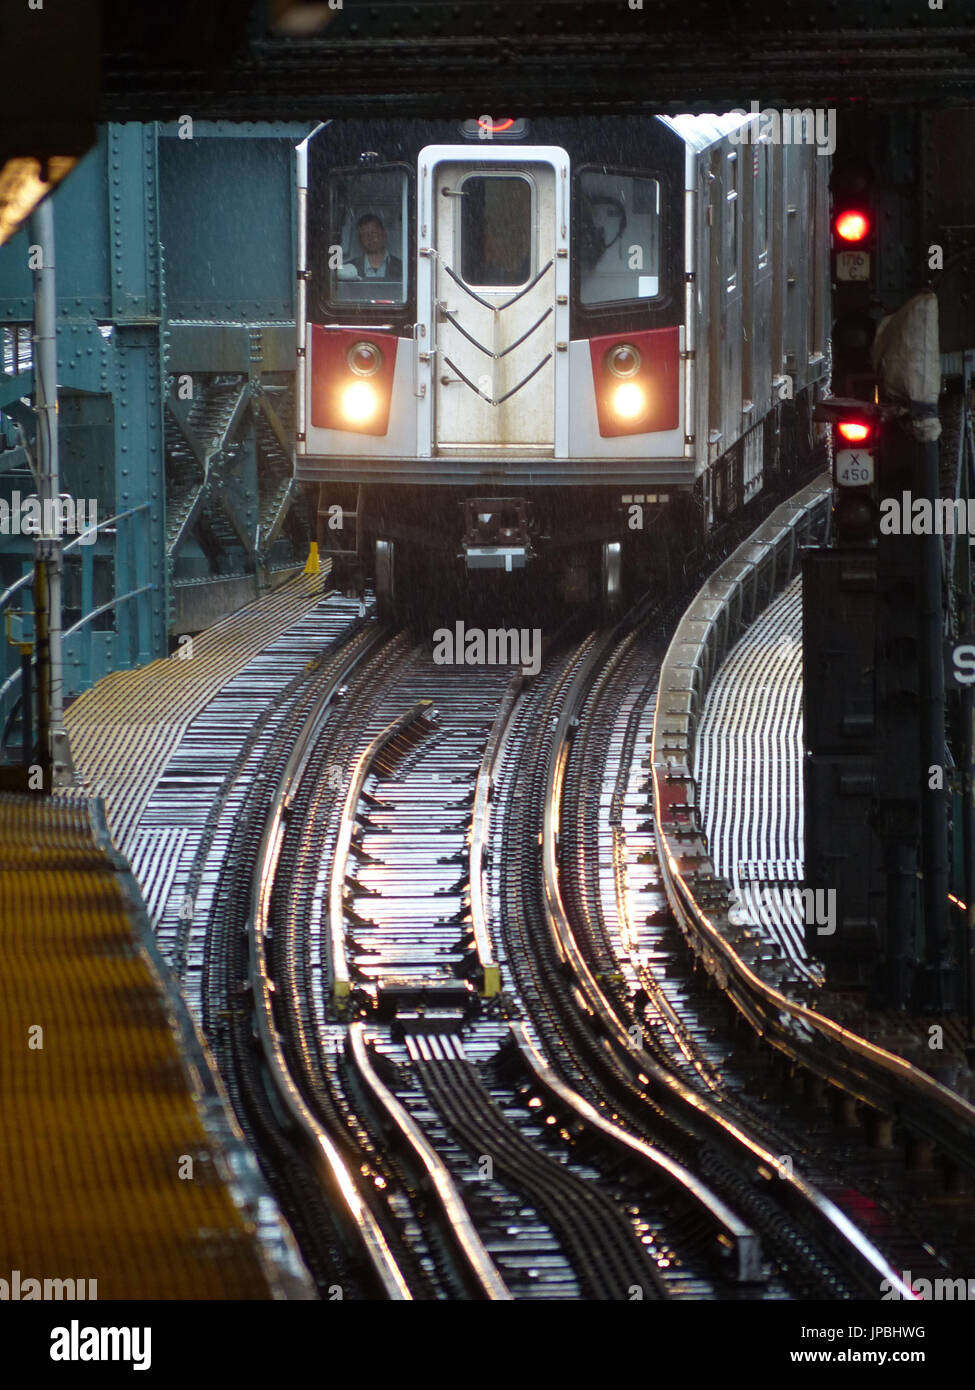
[413,323,436,398]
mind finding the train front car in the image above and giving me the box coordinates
[296,115,829,618]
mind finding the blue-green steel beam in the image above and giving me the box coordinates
[0,119,308,722]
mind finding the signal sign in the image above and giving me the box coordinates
[836,250,870,282]
[835,449,874,487]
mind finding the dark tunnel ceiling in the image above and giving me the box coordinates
[97,0,975,119]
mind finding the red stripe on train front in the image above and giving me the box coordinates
[310,325,398,436]
[589,326,680,438]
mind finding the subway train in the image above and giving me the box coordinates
[295,114,831,616]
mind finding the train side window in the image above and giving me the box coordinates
[726,151,738,292]
[327,166,408,306]
[579,170,660,305]
[756,139,771,270]
[459,174,533,287]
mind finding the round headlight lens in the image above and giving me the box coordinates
[612,383,646,420]
[606,343,642,378]
[347,341,383,376]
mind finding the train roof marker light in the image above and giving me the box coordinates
[461,117,528,140]
[834,209,871,244]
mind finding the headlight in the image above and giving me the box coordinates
[341,381,379,424]
[612,382,646,420]
[605,343,642,378]
[347,341,383,376]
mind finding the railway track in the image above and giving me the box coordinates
[561,619,972,1290]
[226,606,915,1298]
[260,631,712,1298]
[163,496,975,1299]
[208,618,420,1298]
[489,622,918,1299]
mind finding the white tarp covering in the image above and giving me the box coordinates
[872,290,942,441]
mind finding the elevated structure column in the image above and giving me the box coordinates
[30,195,73,787]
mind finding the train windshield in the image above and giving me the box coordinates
[579,170,661,305]
[459,173,533,287]
[327,166,408,305]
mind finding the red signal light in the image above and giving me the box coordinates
[836,419,872,444]
[834,210,870,243]
[477,117,515,134]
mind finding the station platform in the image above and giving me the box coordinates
[62,570,327,856]
[0,571,334,1298]
[0,790,311,1299]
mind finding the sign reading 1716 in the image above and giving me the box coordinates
[836,250,870,282]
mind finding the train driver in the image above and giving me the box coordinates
[350,213,403,281]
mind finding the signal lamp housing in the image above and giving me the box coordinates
[834,210,871,244]
[836,419,872,445]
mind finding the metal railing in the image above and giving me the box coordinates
[650,474,975,1179]
[0,502,153,735]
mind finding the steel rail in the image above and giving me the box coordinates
[328,699,435,1008]
[509,1022,762,1284]
[347,1023,511,1301]
[408,1032,667,1298]
[468,674,522,997]
[540,627,917,1299]
[247,625,412,1301]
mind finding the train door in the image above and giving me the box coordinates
[417,147,569,455]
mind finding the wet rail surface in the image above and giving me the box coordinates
[192,593,964,1298]
[564,624,969,1291]
[255,631,703,1299]
[102,513,975,1298]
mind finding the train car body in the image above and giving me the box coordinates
[296,115,830,609]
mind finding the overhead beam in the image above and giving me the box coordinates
[97,2,975,118]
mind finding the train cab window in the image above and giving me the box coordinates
[327,166,408,306]
[580,170,660,305]
[459,174,533,287]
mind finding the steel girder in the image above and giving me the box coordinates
[0,124,166,715]
[96,0,975,116]
[0,119,310,724]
